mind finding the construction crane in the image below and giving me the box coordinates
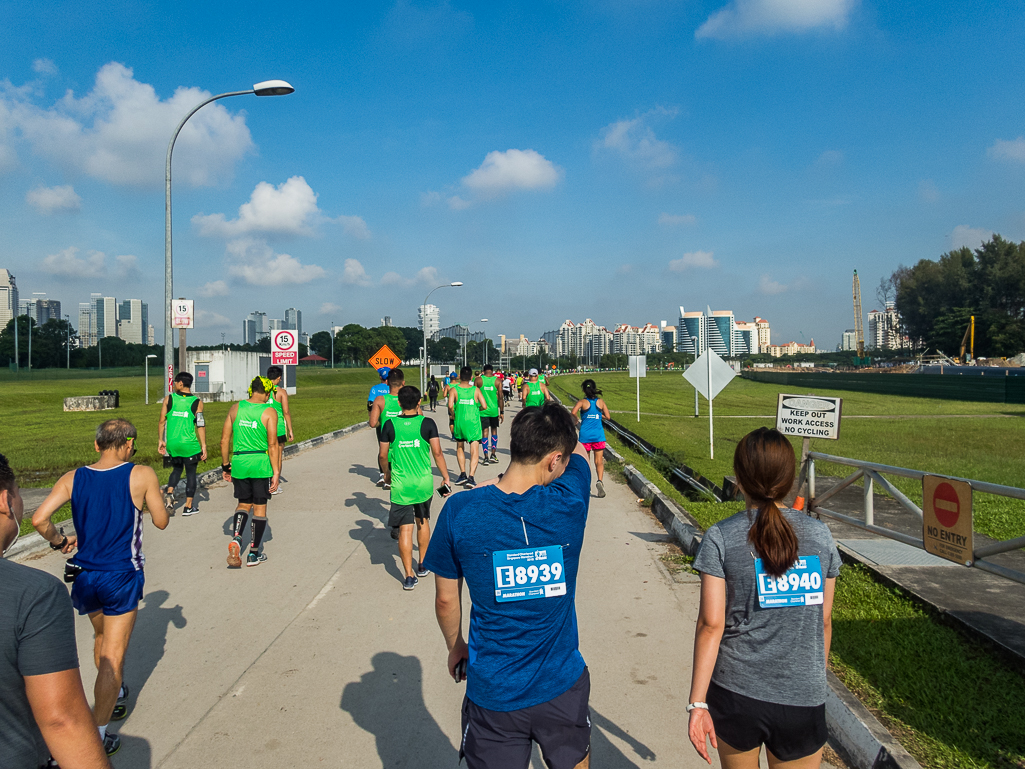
[960,315,975,364]
[852,270,865,357]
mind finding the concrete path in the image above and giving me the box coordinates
[17,399,718,768]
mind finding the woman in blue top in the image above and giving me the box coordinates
[571,379,611,498]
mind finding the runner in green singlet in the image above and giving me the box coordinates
[157,372,207,515]
[521,368,551,408]
[447,366,487,488]
[379,385,452,590]
[369,368,406,489]
[474,364,504,466]
[220,377,280,568]
[266,365,294,496]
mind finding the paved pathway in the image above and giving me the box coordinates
[18,399,718,768]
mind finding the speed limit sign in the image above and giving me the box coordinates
[171,299,194,329]
[272,330,298,365]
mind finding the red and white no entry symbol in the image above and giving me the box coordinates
[932,482,960,528]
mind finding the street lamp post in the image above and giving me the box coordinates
[145,354,157,405]
[330,323,335,369]
[421,282,462,393]
[691,336,699,417]
[164,79,294,397]
[65,314,71,369]
[480,319,488,367]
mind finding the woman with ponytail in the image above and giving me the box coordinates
[687,427,841,768]
[571,379,611,498]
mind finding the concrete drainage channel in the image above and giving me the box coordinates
[8,421,371,562]
[605,443,922,769]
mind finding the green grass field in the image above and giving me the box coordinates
[8,367,380,534]
[552,372,1025,542]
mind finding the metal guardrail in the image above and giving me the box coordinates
[805,451,1025,585]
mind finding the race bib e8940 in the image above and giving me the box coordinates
[754,555,824,609]
[493,546,566,603]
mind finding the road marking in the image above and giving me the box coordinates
[232,685,245,698]
[305,571,343,611]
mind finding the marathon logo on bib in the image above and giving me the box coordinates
[754,555,824,609]
[493,546,566,602]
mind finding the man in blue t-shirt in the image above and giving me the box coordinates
[424,402,592,769]
[367,367,392,486]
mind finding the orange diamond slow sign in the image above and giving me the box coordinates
[368,345,401,370]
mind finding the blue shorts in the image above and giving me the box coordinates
[71,569,145,616]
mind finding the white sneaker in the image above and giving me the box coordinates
[376,473,385,487]
[271,488,284,495]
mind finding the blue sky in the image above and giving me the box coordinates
[2,0,1024,348]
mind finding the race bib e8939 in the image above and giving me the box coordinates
[754,555,824,609]
[493,546,566,603]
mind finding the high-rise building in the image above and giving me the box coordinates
[543,319,613,360]
[754,317,771,350]
[678,307,705,355]
[733,321,759,355]
[0,270,18,329]
[117,299,148,344]
[679,306,765,357]
[18,293,62,327]
[867,303,902,350]
[243,311,269,345]
[78,303,95,347]
[93,296,118,339]
[380,316,392,327]
[660,323,677,352]
[841,329,858,351]
[419,304,440,339]
[284,307,302,336]
[612,323,662,355]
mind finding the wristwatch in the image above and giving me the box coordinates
[50,535,68,551]
[686,702,709,713]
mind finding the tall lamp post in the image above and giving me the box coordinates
[65,314,71,369]
[145,354,157,405]
[421,282,462,393]
[691,335,699,417]
[480,319,488,367]
[164,79,294,397]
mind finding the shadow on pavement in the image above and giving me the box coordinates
[122,590,186,723]
[349,463,381,482]
[349,518,405,584]
[341,652,457,766]
[112,733,152,768]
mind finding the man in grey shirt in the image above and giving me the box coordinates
[0,453,110,768]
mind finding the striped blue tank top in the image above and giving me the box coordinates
[70,463,144,572]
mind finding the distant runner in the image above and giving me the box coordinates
[427,375,441,412]
[221,377,280,568]
[378,385,452,590]
[368,367,392,486]
[266,365,294,495]
[571,379,611,498]
[475,364,504,466]
[448,366,487,488]
[521,368,551,409]
[157,371,207,515]
[369,368,406,490]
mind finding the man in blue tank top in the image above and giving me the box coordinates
[368,367,392,486]
[33,418,168,758]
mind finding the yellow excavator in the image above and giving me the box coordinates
[959,316,974,364]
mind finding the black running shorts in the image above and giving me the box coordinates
[479,416,500,431]
[707,680,827,761]
[232,477,271,505]
[277,434,288,445]
[460,668,591,769]
[388,499,432,528]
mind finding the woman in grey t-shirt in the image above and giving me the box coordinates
[688,427,841,768]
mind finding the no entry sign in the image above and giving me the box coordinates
[922,475,973,565]
[272,330,299,366]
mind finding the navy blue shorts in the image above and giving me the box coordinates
[71,569,145,616]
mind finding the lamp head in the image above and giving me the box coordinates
[450,282,463,287]
[253,80,295,96]
[480,318,488,322]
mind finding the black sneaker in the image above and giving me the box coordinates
[455,473,467,486]
[181,506,200,516]
[481,455,489,466]
[403,576,418,591]
[464,476,476,489]
[416,564,429,578]
[111,683,129,720]
[390,527,399,540]
[489,451,498,464]
[103,732,121,757]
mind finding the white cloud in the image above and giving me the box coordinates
[319,302,342,315]
[987,137,1025,164]
[421,190,443,207]
[195,309,232,328]
[447,195,472,210]
[32,59,58,76]
[669,250,717,271]
[225,238,326,286]
[4,62,254,187]
[342,258,371,286]
[696,0,858,40]
[193,176,320,238]
[338,214,371,240]
[115,254,139,278]
[42,247,105,279]
[381,271,406,286]
[950,225,992,251]
[198,280,229,297]
[377,266,441,288]
[659,212,697,226]
[415,266,439,285]
[462,149,562,195]
[758,274,788,295]
[26,184,81,214]
[595,108,679,169]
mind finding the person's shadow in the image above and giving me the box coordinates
[121,590,186,720]
[341,652,457,767]
[348,519,405,585]
[349,463,381,482]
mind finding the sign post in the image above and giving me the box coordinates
[922,475,973,565]
[272,330,299,366]
[171,299,194,388]
[683,349,736,459]
[628,355,646,422]
[367,345,401,371]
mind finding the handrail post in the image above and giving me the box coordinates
[864,474,874,526]
[808,456,816,502]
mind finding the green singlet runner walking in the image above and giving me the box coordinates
[475,364,504,466]
[447,366,487,488]
[521,368,551,408]
[369,367,405,489]
[158,372,207,515]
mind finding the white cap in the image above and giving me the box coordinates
[528,368,539,376]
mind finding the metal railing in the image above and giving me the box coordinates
[803,451,1025,585]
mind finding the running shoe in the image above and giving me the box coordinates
[390,527,399,540]
[376,473,386,487]
[163,490,175,514]
[227,537,242,568]
[111,684,130,720]
[596,480,606,498]
[481,455,489,466]
[402,576,418,591]
[489,451,498,464]
[383,482,391,491]
[247,551,267,567]
[103,733,121,757]
[181,506,200,516]
[455,472,467,486]
[270,487,284,495]
[464,476,476,489]
[416,564,429,578]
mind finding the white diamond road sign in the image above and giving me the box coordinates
[272,330,298,366]
[683,348,736,400]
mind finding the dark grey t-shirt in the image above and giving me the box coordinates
[0,558,80,767]
[693,508,841,707]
